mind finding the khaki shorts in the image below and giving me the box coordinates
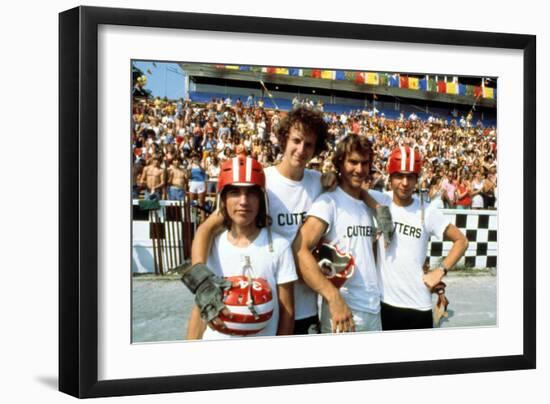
[320,299,381,333]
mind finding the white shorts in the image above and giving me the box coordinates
[189,181,206,194]
[320,299,381,333]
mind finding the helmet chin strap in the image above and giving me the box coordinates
[265,192,274,253]
[243,256,260,319]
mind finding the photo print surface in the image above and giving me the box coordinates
[130,60,498,343]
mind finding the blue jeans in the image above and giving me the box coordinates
[207,180,218,194]
[132,185,140,199]
[144,189,160,201]
[168,186,185,201]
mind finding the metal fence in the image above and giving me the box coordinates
[132,198,206,274]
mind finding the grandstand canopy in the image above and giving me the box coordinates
[179,63,496,109]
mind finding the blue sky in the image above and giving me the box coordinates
[133,61,186,99]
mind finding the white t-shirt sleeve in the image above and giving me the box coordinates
[368,189,392,206]
[274,241,298,285]
[425,205,451,240]
[306,193,334,234]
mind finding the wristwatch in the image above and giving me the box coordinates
[439,262,450,276]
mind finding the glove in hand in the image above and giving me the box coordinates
[181,263,232,322]
[374,205,394,247]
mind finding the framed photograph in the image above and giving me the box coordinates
[59,6,536,398]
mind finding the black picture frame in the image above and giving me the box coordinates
[59,6,536,398]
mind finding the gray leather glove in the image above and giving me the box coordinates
[374,205,394,247]
[181,263,231,322]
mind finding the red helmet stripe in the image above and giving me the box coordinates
[223,301,274,316]
[221,311,273,324]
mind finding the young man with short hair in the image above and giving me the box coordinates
[167,157,188,201]
[140,157,164,200]
[293,135,381,333]
[369,146,468,330]
[186,156,297,339]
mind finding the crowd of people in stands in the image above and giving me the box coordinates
[132,94,497,211]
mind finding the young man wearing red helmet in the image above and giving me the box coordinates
[186,156,297,339]
[190,107,330,335]
[369,146,468,330]
[293,135,381,333]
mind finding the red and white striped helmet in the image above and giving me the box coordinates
[314,241,355,289]
[217,156,265,192]
[212,275,274,336]
[216,156,274,252]
[387,146,422,175]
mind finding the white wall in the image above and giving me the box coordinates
[1,0,546,403]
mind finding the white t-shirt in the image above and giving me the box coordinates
[370,191,450,311]
[202,228,298,340]
[307,187,381,314]
[264,166,323,320]
[471,180,484,208]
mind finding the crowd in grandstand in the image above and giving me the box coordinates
[132,95,497,210]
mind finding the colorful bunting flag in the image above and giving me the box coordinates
[446,82,458,95]
[345,71,356,81]
[473,86,482,97]
[437,81,447,93]
[408,77,419,90]
[400,76,409,89]
[419,79,428,91]
[275,67,289,75]
[335,70,346,80]
[366,73,379,85]
[483,87,494,99]
[389,74,400,87]
[321,70,335,80]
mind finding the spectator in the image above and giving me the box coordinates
[167,158,188,201]
[131,94,497,212]
[470,170,485,209]
[140,157,164,201]
[455,174,472,209]
[188,154,207,221]
[206,156,221,194]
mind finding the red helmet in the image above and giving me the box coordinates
[387,146,422,175]
[314,241,355,289]
[217,156,266,193]
[212,275,274,336]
